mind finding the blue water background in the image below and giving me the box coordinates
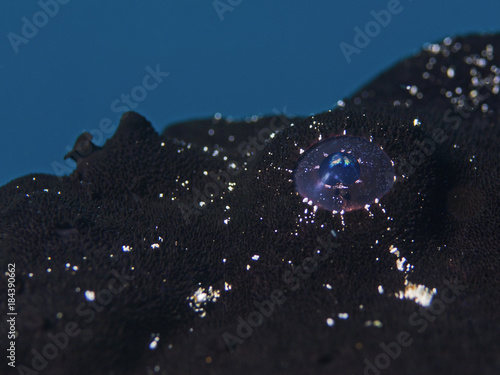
[0,0,499,186]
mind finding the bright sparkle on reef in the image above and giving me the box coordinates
[187,286,221,318]
[149,334,160,350]
[395,283,437,307]
[365,320,383,328]
[85,291,96,301]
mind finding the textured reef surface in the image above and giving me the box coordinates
[1,34,499,375]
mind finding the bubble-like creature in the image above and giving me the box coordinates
[294,135,395,212]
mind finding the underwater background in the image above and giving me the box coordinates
[0,0,499,187]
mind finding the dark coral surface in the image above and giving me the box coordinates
[1,34,499,375]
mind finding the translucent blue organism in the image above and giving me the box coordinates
[319,152,361,186]
[294,135,395,212]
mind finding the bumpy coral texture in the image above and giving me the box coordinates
[1,35,499,375]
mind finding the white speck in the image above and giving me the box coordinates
[326,318,335,327]
[325,284,332,289]
[195,292,207,304]
[85,291,95,301]
[396,257,406,271]
[338,313,349,319]
[214,113,222,120]
[337,100,345,107]
[366,320,383,328]
[447,67,455,78]
[476,58,487,67]
[151,243,160,249]
[246,265,251,270]
[208,129,214,136]
[413,118,421,126]
[122,245,132,252]
[378,285,384,294]
[395,282,437,307]
[187,286,220,318]
[159,193,163,198]
[149,335,160,350]
[251,255,260,261]
[431,44,441,53]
